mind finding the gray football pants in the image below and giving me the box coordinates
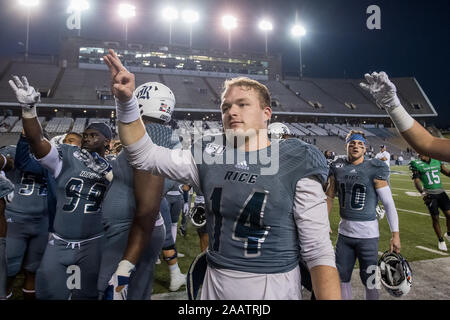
[335,233,379,286]
[35,233,103,300]
[6,217,48,276]
[97,223,165,300]
[166,194,183,224]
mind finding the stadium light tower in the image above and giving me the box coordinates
[162,7,179,45]
[291,24,306,79]
[118,3,136,48]
[258,19,273,56]
[67,0,90,37]
[19,0,39,61]
[182,9,199,48]
[222,15,237,53]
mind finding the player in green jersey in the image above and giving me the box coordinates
[409,155,450,251]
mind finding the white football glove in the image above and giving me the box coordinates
[359,71,401,110]
[105,260,135,300]
[8,75,40,118]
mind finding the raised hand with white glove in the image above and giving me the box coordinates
[105,259,135,300]
[8,76,41,119]
[360,71,414,132]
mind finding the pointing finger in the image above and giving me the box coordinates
[22,76,29,90]
[12,75,24,88]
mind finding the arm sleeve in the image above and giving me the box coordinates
[124,133,201,191]
[14,135,46,175]
[36,144,63,179]
[293,176,336,270]
[376,186,399,232]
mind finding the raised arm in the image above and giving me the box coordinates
[360,72,450,162]
[14,133,46,175]
[103,49,200,189]
[8,76,51,159]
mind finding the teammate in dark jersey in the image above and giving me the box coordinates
[9,76,113,299]
[104,49,341,300]
[326,130,401,300]
[0,165,14,299]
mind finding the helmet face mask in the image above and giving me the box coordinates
[134,82,175,123]
[189,204,206,228]
[378,251,413,297]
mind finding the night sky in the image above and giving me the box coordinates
[0,0,448,127]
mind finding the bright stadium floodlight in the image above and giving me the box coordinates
[68,0,89,12]
[19,0,39,61]
[162,7,179,45]
[19,0,39,6]
[291,24,306,79]
[118,4,136,47]
[182,9,199,48]
[258,19,273,55]
[222,15,237,53]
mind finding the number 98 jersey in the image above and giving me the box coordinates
[329,158,389,222]
[194,136,329,274]
[53,144,110,240]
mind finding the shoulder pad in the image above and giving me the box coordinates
[0,145,16,158]
[0,175,14,199]
[370,158,387,168]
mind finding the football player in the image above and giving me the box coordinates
[8,75,113,300]
[326,130,401,300]
[409,154,450,251]
[104,49,340,300]
[360,71,450,162]
[0,164,14,299]
[2,134,53,300]
[99,82,180,300]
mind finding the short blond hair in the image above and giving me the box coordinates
[221,77,271,109]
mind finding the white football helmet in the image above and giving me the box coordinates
[134,82,175,123]
[189,195,206,228]
[50,134,66,147]
[268,122,290,139]
[378,251,413,298]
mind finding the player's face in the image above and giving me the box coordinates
[63,134,82,147]
[221,86,271,137]
[347,140,366,161]
[419,154,430,162]
[82,129,108,153]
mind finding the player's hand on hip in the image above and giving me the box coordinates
[103,49,135,103]
[8,75,41,106]
[359,71,401,110]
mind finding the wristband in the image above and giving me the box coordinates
[386,104,414,132]
[21,105,37,119]
[116,259,135,277]
[115,95,140,124]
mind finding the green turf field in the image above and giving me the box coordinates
[9,165,450,298]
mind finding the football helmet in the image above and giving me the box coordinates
[268,122,290,139]
[189,196,206,228]
[134,82,175,123]
[378,251,412,297]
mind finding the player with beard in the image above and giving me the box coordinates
[8,76,113,299]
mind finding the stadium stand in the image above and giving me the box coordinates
[0,116,19,133]
[72,118,87,134]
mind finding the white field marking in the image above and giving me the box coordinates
[405,191,421,197]
[416,246,449,256]
[392,187,450,194]
[397,208,445,219]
